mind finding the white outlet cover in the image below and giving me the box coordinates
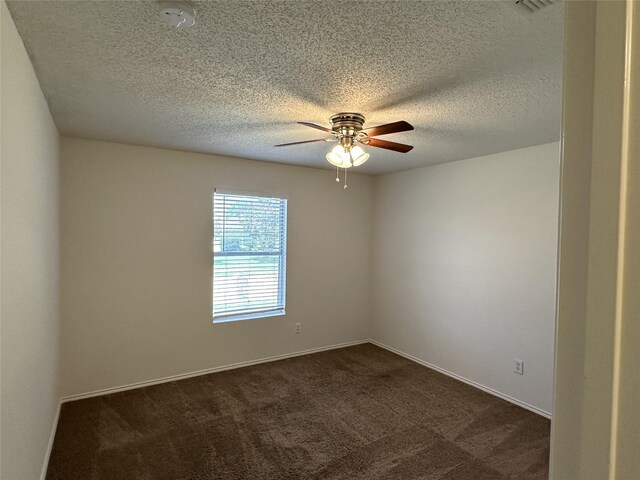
[514,359,524,375]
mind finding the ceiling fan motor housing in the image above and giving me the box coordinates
[329,113,366,139]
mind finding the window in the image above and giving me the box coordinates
[213,191,287,322]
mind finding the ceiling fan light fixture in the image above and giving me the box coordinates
[326,145,353,168]
[350,145,370,166]
[326,145,369,168]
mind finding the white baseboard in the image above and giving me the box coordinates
[61,339,369,403]
[40,401,61,480]
[368,339,552,419]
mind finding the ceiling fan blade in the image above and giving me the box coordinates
[360,137,414,153]
[274,138,331,147]
[362,120,414,137]
[298,121,334,133]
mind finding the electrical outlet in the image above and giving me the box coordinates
[514,359,524,375]
[294,323,301,334]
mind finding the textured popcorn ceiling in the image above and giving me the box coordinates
[7,1,564,174]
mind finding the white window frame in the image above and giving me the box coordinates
[212,190,287,323]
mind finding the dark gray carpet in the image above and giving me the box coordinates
[46,344,550,479]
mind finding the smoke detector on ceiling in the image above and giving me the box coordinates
[158,1,196,28]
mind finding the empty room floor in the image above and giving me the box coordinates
[46,344,550,480]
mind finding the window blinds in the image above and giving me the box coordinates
[213,192,287,320]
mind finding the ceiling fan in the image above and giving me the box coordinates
[275,113,414,171]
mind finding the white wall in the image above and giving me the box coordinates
[59,137,373,397]
[371,143,560,414]
[1,2,61,479]
[60,137,560,414]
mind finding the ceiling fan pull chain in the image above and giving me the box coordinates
[344,167,348,189]
[336,165,340,183]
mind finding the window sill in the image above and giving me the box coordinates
[213,309,286,324]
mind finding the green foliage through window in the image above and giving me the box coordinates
[213,192,287,320]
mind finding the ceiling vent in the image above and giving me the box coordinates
[505,0,561,16]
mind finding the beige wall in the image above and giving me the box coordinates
[549,3,595,476]
[371,143,560,415]
[616,3,640,476]
[552,1,640,478]
[1,2,61,479]
[59,137,373,397]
